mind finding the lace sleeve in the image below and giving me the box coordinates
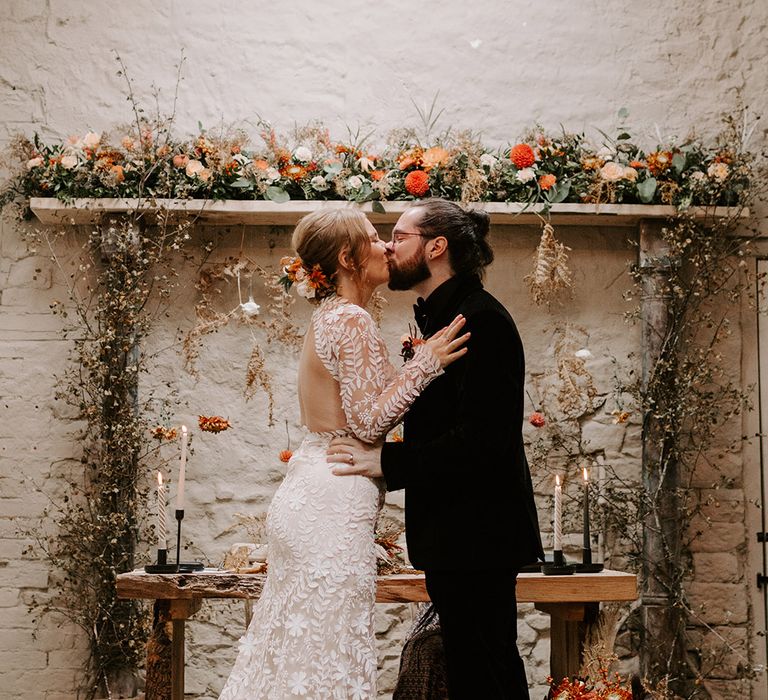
[322,305,442,443]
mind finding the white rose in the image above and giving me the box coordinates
[82,131,101,149]
[293,146,312,162]
[597,146,614,161]
[265,167,281,183]
[310,175,329,191]
[516,168,536,183]
[600,161,625,182]
[480,153,498,169]
[185,159,204,177]
[60,154,78,170]
[26,156,44,170]
[295,279,315,299]
[347,175,363,190]
[623,166,638,182]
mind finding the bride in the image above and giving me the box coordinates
[219,208,469,700]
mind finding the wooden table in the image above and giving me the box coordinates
[117,568,637,699]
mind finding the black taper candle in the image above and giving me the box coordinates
[175,509,184,570]
[582,469,592,565]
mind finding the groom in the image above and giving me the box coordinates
[329,199,543,699]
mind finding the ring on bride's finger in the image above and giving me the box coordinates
[348,455,354,464]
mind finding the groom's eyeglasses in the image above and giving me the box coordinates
[391,232,433,246]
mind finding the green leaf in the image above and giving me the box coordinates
[618,107,629,120]
[547,179,571,204]
[637,177,657,203]
[371,201,385,214]
[230,178,253,189]
[672,153,686,174]
[266,186,290,203]
[617,132,632,141]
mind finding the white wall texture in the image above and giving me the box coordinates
[1,1,767,699]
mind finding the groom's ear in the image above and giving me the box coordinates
[337,246,352,271]
[427,236,449,260]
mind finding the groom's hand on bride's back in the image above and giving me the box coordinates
[327,437,383,477]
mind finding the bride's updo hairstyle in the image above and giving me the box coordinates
[410,198,494,278]
[291,208,372,299]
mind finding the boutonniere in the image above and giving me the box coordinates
[400,324,425,362]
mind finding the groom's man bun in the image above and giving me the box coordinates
[411,199,494,278]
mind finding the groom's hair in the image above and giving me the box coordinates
[409,199,494,278]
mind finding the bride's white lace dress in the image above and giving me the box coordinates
[219,295,442,700]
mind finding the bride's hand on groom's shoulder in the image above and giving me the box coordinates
[327,437,383,478]
[426,314,470,369]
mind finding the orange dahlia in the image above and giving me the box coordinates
[405,170,430,197]
[281,164,307,180]
[510,143,536,169]
[421,146,451,172]
[538,173,557,191]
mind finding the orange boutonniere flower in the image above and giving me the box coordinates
[279,449,293,463]
[198,415,232,433]
[400,325,426,362]
[529,411,546,428]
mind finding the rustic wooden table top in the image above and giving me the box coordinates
[116,568,637,605]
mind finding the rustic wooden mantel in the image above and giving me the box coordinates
[117,568,637,699]
[29,197,747,228]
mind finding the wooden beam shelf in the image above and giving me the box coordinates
[29,197,748,228]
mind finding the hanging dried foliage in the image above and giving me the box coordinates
[525,223,573,307]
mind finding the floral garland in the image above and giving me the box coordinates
[0,113,755,212]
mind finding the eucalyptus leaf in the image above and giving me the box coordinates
[266,186,290,203]
[547,179,571,204]
[230,178,253,189]
[618,107,630,120]
[672,153,686,174]
[371,201,385,214]
[637,177,657,203]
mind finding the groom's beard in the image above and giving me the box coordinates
[387,248,431,291]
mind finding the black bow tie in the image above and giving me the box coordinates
[413,297,429,334]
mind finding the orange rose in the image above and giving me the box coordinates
[110,165,125,183]
[405,170,430,197]
[510,143,536,169]
[173,154,189,168]
[538,173,557,191]
[253,159,269,170]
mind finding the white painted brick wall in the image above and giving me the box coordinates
[1,0,766,697]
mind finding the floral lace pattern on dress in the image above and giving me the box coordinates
[219,296,442,700]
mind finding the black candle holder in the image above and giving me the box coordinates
[542,549,574,575]
[144,509,203,574]
[574,546,604,573]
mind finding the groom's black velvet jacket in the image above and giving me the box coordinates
[381,273,544,571]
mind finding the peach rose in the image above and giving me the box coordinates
[600,161,626,182]
[60,154,78,170]
[155,144,170,158]
[173,154,190,168]
[185,159,204,177]
[82,132,101,149]
[111,164,125,183]
[198,168,212,182]
[26,156,44,170]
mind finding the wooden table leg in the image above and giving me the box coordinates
[146,600,172,700]
[167,599,202,700]
[535,602,599,682]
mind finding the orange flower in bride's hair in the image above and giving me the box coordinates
[405,170,430,197]
[538,173,557,191]
[510,143,536,169]
[279,449,293,463]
